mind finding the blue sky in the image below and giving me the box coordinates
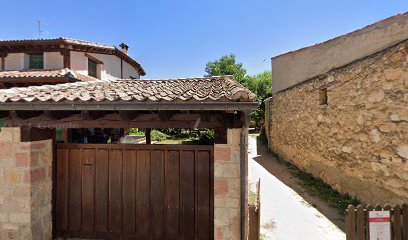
[0,1,407,79]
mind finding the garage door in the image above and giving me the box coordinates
[56,144,214,239]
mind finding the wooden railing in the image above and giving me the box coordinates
[346,204,408,240]
[249,180,261,240]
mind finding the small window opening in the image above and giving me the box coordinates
[29,53,44,69]
[88,59,98,78]
[319,88,328,105]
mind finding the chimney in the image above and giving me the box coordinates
[119,43,129,55]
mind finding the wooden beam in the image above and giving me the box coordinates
[158,111,175,121]
[43,111,76,120]
[10,110,43,120]
[119,111,139,121]
[60,49,71,69]
[214,128,228,144]
[146,128,151,144]
[0,111,9,119]
[0,56,5,71]
[2,112,243,129]
[81,111,106,120]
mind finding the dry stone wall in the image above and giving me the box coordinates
[266,40,408,204]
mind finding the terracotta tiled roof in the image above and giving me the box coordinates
[0,69,98,82]
[0,38,146,76]
[0,76,256,103]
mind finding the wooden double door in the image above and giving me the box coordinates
[56,144,214,239]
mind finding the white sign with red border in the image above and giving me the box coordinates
[369,211,391,240]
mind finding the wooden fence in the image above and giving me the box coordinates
[346,204,408,240]
[249,180,261,240]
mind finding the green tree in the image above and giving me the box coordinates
[205,54,247,85]
[205,54,272,130]
[247,71,272,129]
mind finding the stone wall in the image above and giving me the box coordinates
[266,40,408,204]
[0,128,52,239]
[214,128,247,240]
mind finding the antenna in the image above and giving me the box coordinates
[37,20,43,39]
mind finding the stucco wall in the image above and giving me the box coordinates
[0,128,52,239]
[5,53,24,70]
[266,40,408,204]
[214,128,247,240]
[44,52,63,69]
[70,51,140,80]
[272,12,408,93]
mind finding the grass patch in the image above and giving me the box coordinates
[295,170,362,214]
[270,152,363,214]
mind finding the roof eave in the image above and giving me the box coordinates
[0,101,258,111]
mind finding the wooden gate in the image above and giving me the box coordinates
[56,144,214,239]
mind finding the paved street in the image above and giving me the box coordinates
[248,134,346,240]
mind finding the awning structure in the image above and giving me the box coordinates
[0,75,257,129]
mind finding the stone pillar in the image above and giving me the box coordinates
[0,128,52,240]
[214,128,247,240]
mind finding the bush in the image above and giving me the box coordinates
[151,130,171,142]
[128,128,145,136]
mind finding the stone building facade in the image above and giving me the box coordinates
[266,39,408,204]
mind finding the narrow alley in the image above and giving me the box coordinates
[248,134,346,240]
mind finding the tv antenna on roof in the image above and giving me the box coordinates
[37,20,44,39]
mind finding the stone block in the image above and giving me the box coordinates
[215,226,223,240]
[215,179,229,196]
[9,213,30,224]
[214,146,231,161]
[224,198,239,209]
[214,163,239,178]
[5,169,23,185]
[1,223,18,230]
[24,167,46,183]
[0,213,8,223]
[15,153,30,168]
[214,207,230,227]
[227,129,242,146]
[0,144,13,160]
[397,145,408,159]
[0,128,20,143]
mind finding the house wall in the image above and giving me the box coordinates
[5,53,24,70]
[0,128,52,240]
[265,40,408,204]
[70,51,140,80]
[214,128,247,240]
[2,51,140,80]
[272,12,408,93]
[44,52,64,69]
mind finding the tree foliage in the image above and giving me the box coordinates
[205,54,247,84]
[205,54,272,130]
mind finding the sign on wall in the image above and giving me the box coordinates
[369,211,391,240]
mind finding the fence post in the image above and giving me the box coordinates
[394,205,402,240]
[346,205,356,240]
[356,205,365,240]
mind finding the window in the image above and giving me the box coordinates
[319,88,328,105]
[88,59,97,78]
[29,54,44,69]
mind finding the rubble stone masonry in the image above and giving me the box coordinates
[214,128,246,240]
[0,128,52,240]
[265,40,408,204]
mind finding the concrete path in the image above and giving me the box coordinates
[248,134,346,240]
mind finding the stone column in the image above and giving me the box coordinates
[0,128,52,240]
[214,128,247,240]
